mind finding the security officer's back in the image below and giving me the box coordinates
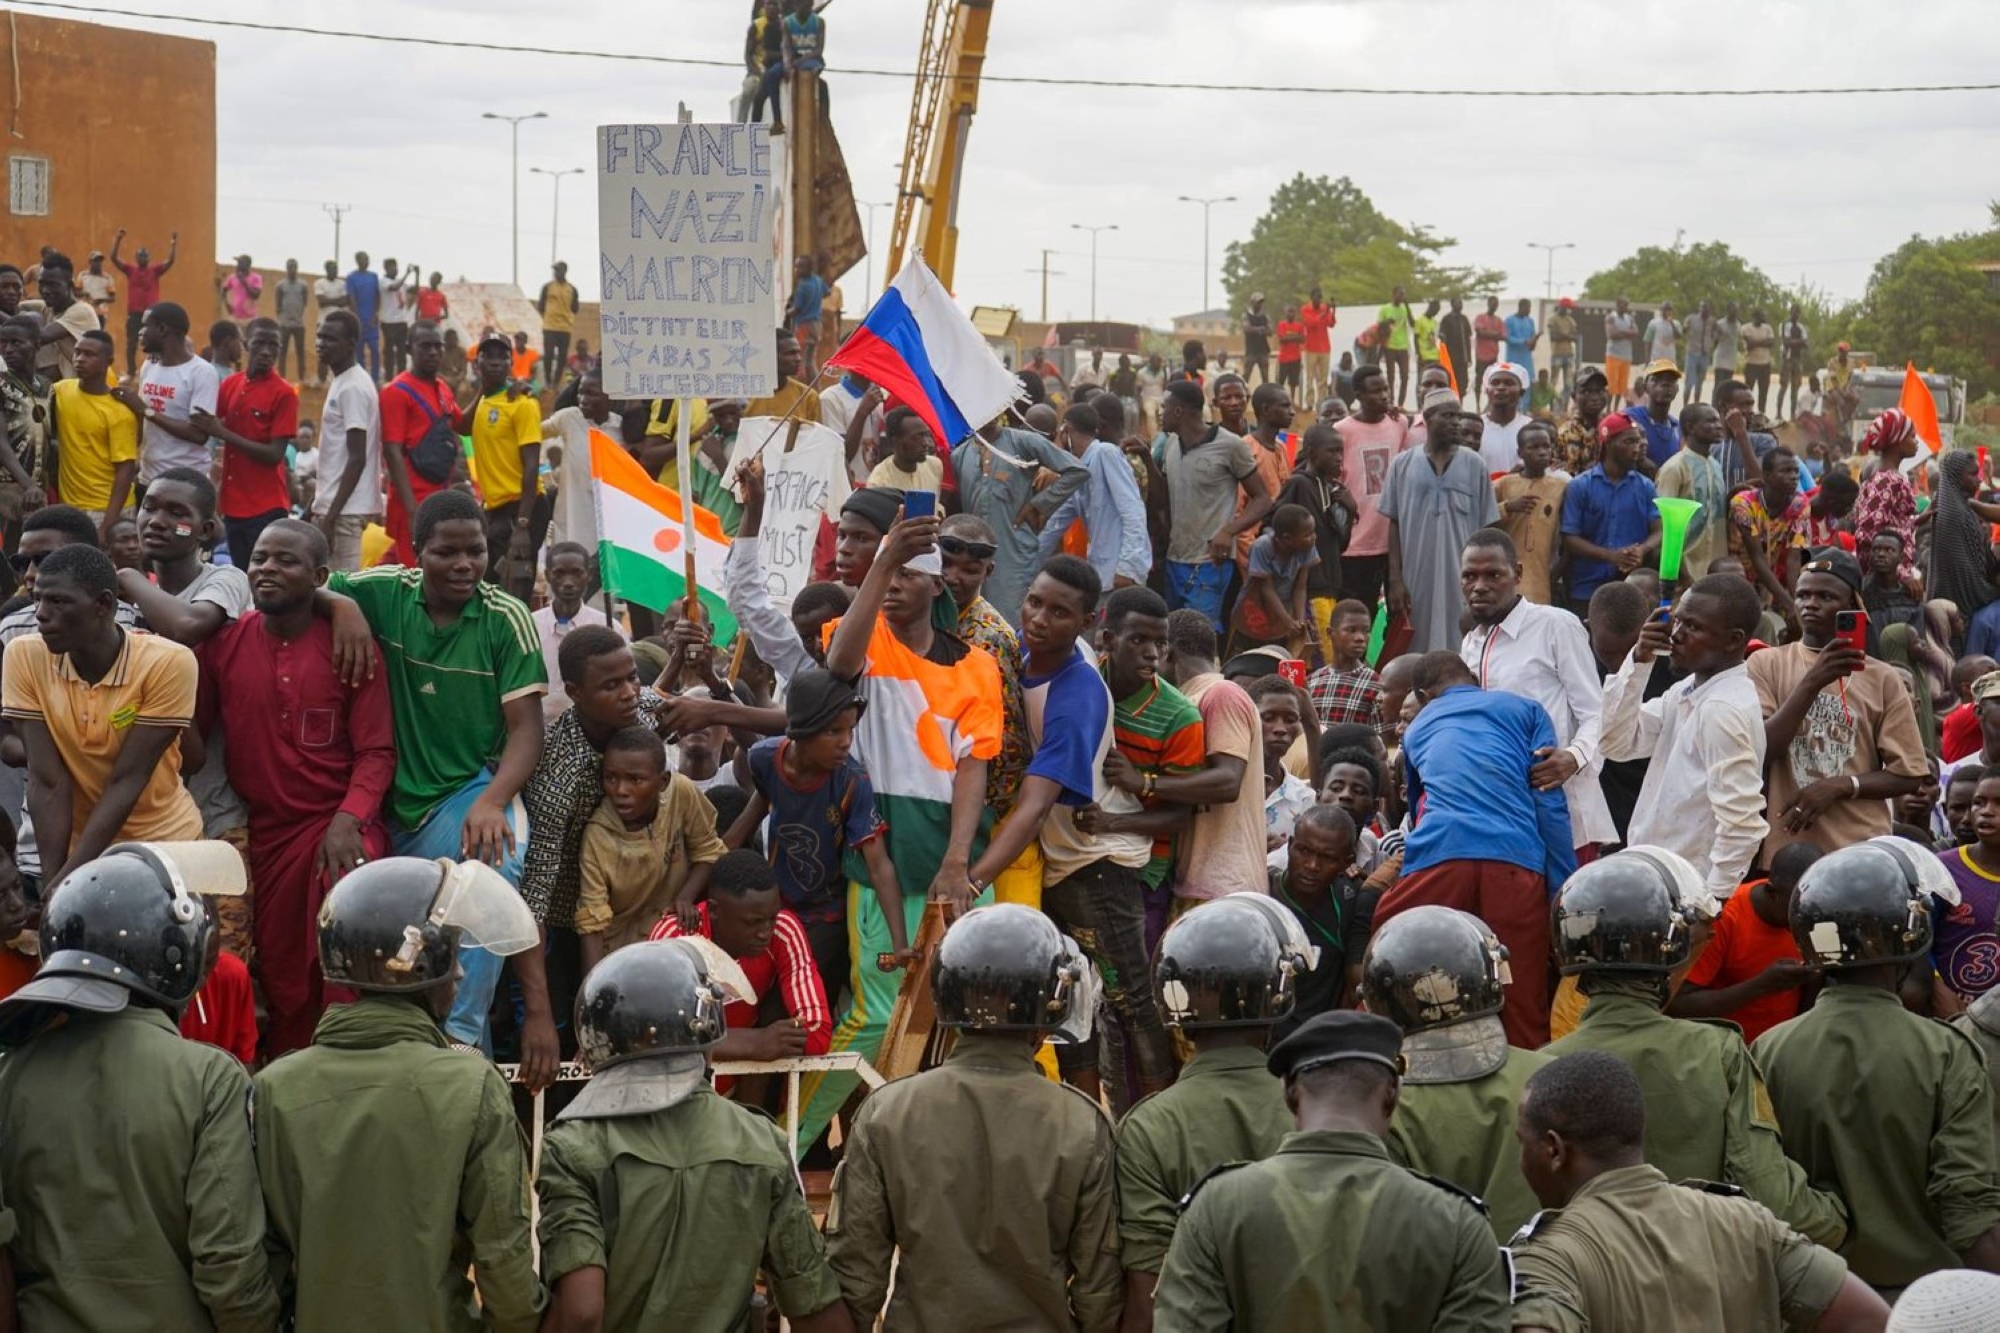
[1364,905,1551,1240]
[825,904,1123,1332]
[1118,897,1302,1326]
[1544,847,1849,1250]
[1154,1010,1510,1331]
[1509,1050,1889,1332]
[252,857,546,1331]
[537,936,849,1331]
[0,844,279,1332]
[1951,985,2000,1155]
[1753,837,2000,1291]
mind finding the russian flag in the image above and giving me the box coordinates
[825,255,1022,448]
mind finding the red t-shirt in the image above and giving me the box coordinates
[1943,704,1982,764]
[179,950,258,1065]
[216,369,298,519]
[1473,313,1505,361]
[1681,881,1804,1044]
[414,287,449,321]
[1275,321,1307,365]
[1301,302,1336,355]
[380,371,460,460]
[115,260,167,314]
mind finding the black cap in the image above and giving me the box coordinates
[785,666,866,739]
[1799,546,1862,596]
[1222,645,1288,681]
[1576,366,1609,390]
[841,486,904,537]
[476,332,512,355]
[1267,1010,1404,1080]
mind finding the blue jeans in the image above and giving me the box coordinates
[390,769,528,1048]
[359,324,382,381]
[1684,354,1709,404]
[1166,560,1229,633]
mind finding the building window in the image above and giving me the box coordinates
[8,157,49,217]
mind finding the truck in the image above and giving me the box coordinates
[1847,364,1966,448]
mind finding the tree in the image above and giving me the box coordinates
[1843,228,2000,396]
[1580,240,1796,320]
[1217,174,1503,316]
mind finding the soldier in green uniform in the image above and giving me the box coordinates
[538,936,852,1331]
[1546,846,1850,1251]
[1117,895,1303,1327]
[1509,1050,1890,1332]
[1951,986,2000,1156]
[1154,1010,1510,1331]
[826,903,1123,1331]
[1754,836,2000,1291]
[253,856,547,1331]
[1363,904,1550,1240]
[0,842,279,1331]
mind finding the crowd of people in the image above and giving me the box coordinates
[0,208,1995,1330]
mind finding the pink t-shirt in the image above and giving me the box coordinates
[221,271,262,320]
[1336,412,1412,558]
[1174,674,1269,902]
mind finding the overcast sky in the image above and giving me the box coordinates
[74,0,2000,326]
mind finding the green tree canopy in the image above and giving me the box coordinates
[1580,240,1797,319]
[1218,174,1503,315]
[1842,226,2000,395]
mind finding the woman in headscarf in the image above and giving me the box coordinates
[1851,408,1923,577]
[1927,450,2000,628]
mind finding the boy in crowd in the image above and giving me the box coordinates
[1494,421,1568,606]
[1944,765,1988,847]
[1667,841,1822,1042]
[1305,600,1384,737]
[1229,503,1319,657]
[578,725,727,968]
[1267,804,1370,1038]
[1320,742,1394,875]
[726,667,914,1002]
[1273,425,1356,666]
[1248,675,1316,851]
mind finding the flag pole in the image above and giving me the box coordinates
[671,102,705,653]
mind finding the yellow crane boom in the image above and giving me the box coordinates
[884,0,991,292]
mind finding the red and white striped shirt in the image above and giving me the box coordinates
[649,902,832,1055]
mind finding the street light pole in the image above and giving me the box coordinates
[1070,223,1117,323]
[529,167,585,266]
[483,110,548,287]
[1527,241,1576,300]
[857,199,893,297]
[1177,194,1236,312]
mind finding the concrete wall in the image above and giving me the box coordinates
[0,11,216,351]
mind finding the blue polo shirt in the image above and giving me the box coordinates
[1401,685,1576,888]
[1504,313,1537,371]
[1631,404,1683,469]
[1561,464,1659,601]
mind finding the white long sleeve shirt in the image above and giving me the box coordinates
[1461,597,1617,847]
[722,534,815,690]
[1599,652,1769,916]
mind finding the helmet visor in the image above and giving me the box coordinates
[1870,835,1962,908]
[431,860,540,956]
[1049,936,1101,1046]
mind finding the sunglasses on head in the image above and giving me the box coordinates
[938,535,996,561]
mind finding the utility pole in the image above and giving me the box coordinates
[858,199,893,297]
[1070,224,1117,324]
[322,204,351,263]
[482,110,548,287]
[1024,249,1065,323]
[1527,241,1576,300]
[1177,195,1236,312]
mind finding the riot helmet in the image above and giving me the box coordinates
[1551,846,1700,975]
[933,903,1090,1035]
[319,856,540,992]
[1155,896,1302,1029]
[574,938,727,1071]
[1361,905,1511,1084]
[1790,836,1953,969]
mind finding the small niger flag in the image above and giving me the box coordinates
[1900,362,1943,453]
[1438,340,1461,397]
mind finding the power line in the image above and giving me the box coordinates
[18,1,2000,99]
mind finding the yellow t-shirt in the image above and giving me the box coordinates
[52,379,139,511]
[867,455,944,492]
[470,390,544,509]
[744,380,822,424]
[0,631,203,845]
[540,281,578,334]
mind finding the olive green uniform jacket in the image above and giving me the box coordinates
[1154,1128,1509,1331]
[252,996,546,1332]
[1756,983,2000,1290]
[1509,1164,1849,1332]
[1386,1046,1552,1241]
[825,1032,1123,1331]
[1114,1044,1290,1275]
[537,1081,841,1332]
[0,1005,278,1331]
[1548,982,1848,1249]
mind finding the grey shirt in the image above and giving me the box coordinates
[950,430,1085,627]
[1604,312,1639,362]
[1713,318,1741,370]
[1378,445,1499,653]
[175,564,253,835]
[1156,427,1257,565]
[274,277,311,327]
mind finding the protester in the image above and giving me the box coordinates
[1154,379,1271,632]
[461,332,546,600]
[1493,421,1568,606]
[952,410,1084,629]
[1381,389,1499,653]
[311,309,383,571]
[49,329,135,538]
[575,724,726,965]
[1332,363,1410,612]
[1666,841,1822,1043]
[1561,412,1661,618]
